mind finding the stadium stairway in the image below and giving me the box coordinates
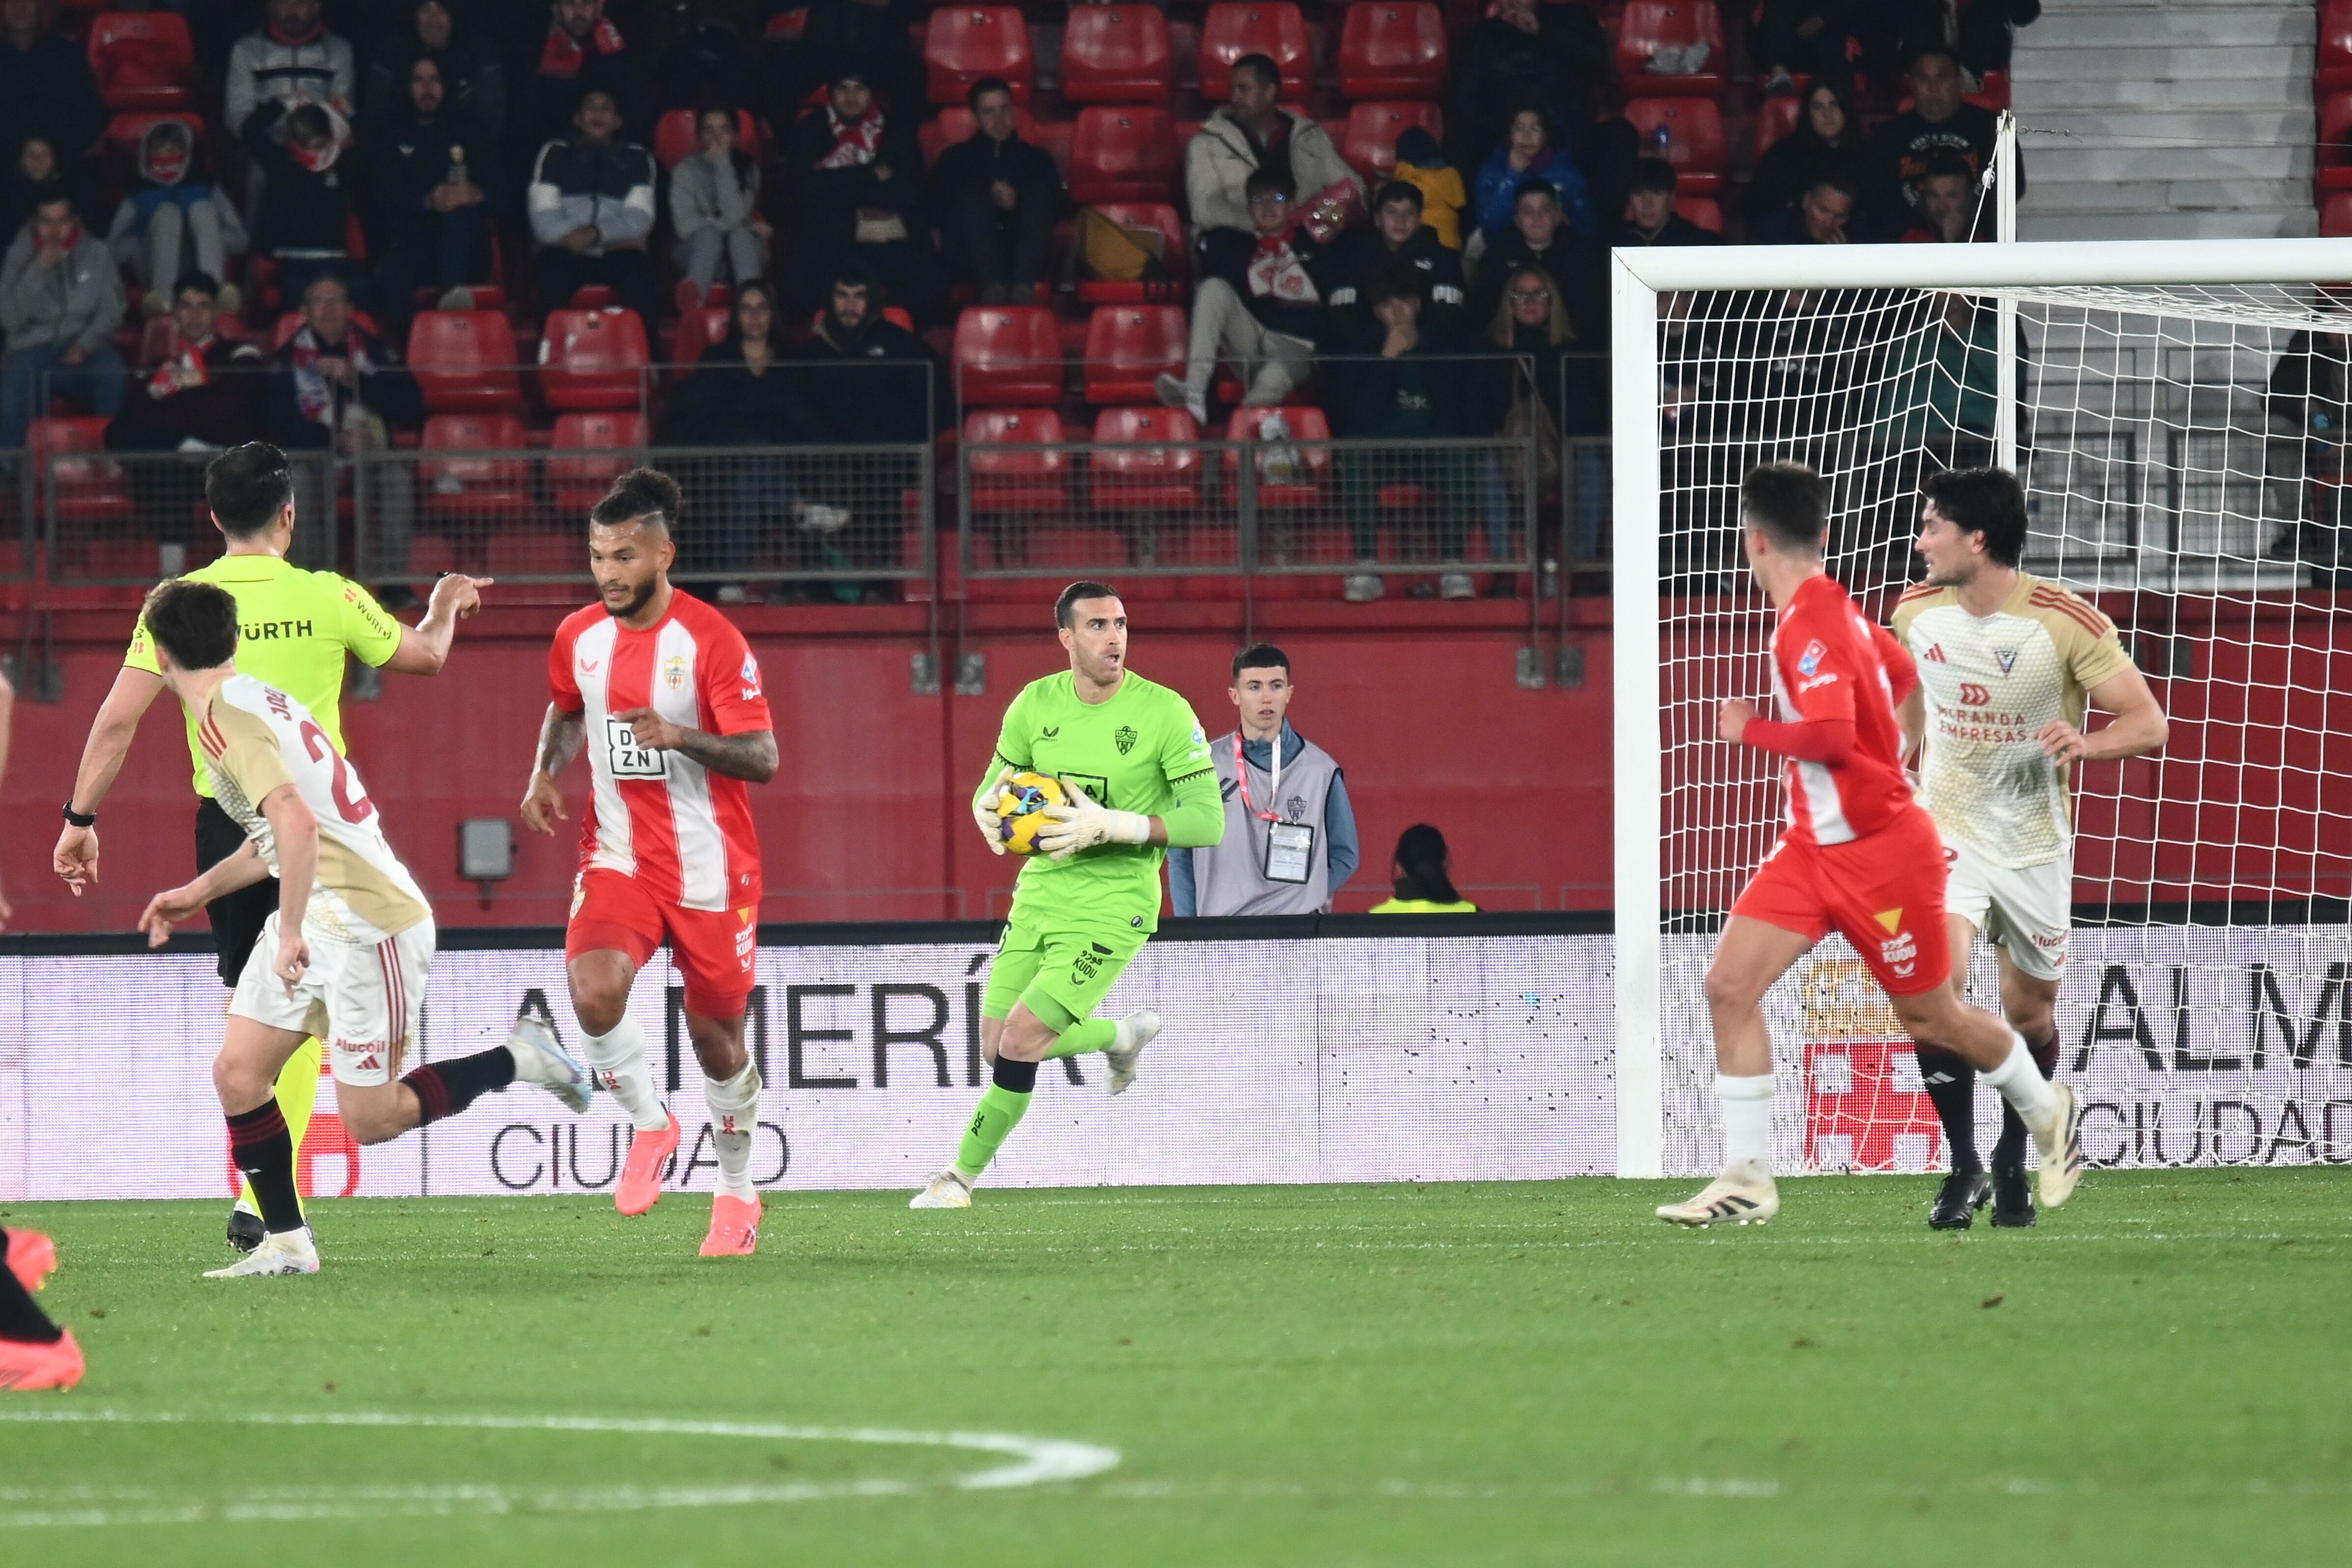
[2014,0,2317,239]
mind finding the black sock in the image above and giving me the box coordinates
[1991,1032,2058,1171]
[0,1230,63,1344]
[227,1101,305,1234]
[400,1044,518,1127]
[1914,1047,1982,1176]
[992,1055,1039,1093]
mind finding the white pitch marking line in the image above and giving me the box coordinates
[0,1409,1119,1528]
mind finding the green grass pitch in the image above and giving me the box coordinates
[4,1169,2349,1566]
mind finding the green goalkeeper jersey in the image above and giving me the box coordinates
[990,669,1221,936]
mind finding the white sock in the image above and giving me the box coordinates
[1981,1032,2060,1125]
[582,1019,669,1133]
[704,1062,761,1200]
[1716,1072,1776,1171]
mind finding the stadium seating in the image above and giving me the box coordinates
[1089,407,1203,511]
[668,303,734,375]
[28,418,132,525]
[1757,94,1801,156]
[1344,102,1445,180]
[549,412,648,513]
[270,308,383,350]
[2324,191,2352,237]
[1198,3,1311,100]
[652,107,762,170]
[1614,1,1727,96]
[1081,305,1188,405]
[407,311,523,414]
[1676,195,1723,233]
[420,414,533,522]
[1060,5,1173,103]
[1222,404,1330,508]
[963,408,1072,512]
[87,10,197,111]
[1622,98,1726,196]
[1069,106,1180,205]
[925,6,1035,106]
[953,306,1064,405]
[1337,3,1448,101]
[2322,93,2352,192]
[2324,0,2352,93]
[538,308,651,412]
[919,106,1072,178]
[1073,202,1188,303]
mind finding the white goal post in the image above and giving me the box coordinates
[1611,235,2352,1181]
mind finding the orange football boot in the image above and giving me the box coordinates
[615,1111,680,1216]
[6,1230,56,1294]
[699,1193,761,1256]
[0,1329,84,1392]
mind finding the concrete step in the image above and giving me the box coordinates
[2022,208,2320,241]
[2022,108,2314,143]
[2022,140,2312,182]
[2026,7,2312,49]
[2013,74,2310,112]
[2023,176,2314,212]
[2014,42,2313,82]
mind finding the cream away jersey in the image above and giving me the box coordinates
[198,673,431,945]
[1891,572,2135,870]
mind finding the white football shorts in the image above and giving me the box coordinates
[1941,835,2070,982]
[230,912,436,1085]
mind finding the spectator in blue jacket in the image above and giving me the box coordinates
[1472,106,1596,241]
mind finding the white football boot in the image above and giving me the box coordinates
[1103,1009,1161,1096]
[909,1169,973,1209]
[506,1016,595,1113]
[1656,1162,1780,1228]
[204,1226,321,1278]
[2033,1081,2087,1210]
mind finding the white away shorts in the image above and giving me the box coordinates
[229,912,435,1085]
[1941,835,2069,981]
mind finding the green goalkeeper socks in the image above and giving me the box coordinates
[955,1080,1032,1181]
[1046,1017,1118,1059]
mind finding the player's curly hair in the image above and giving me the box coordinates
[591,468,682,533]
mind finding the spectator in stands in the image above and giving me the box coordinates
[1866,44,2009,237]
[1368,824,1478,913]
[1900,154,1984,243]
[364,1,506,141]
[243,99,367,309]
[1871,289,1997,455]
[1472,106,1596,243]
[1446,0,1607,171]
[1749,0,1870,96]
[369,56,496,338]
[108,117,249,319]
[1390,126,1467,251]
[528,86,658,333]
[1186,54,1362,243]
[782,67,945,325]
[1470,180,1605,347]
[932,77,1062,307]
[652,11,761,122]
[1614,157,1717,249]
[2265,327,2352,581]
[0,0,105,163]
[105,271,265,543]
[1474,263,1605,588]
[1155,169,1337,425]
[226,0,356,137]
[1885,0,2041,78]
[512,0,646,174]
[1745,79,1864,226]
[1752,171,1862,245]
[762,0,927,136]
[670,103,771,307]
[1325,180,1467,348]
[0,181,127,447]
[262,272,420,575]
[1335,261,1472,603]
[0,136,71,254]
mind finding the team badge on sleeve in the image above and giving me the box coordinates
[1798,640,1826,678]
[740,651,763,697]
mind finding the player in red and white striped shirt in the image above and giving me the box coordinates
[521,470,779,1256]
[1657,463,2086,1229]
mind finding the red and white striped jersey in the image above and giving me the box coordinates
[549,592,771,911]
[1768,574,1919,846]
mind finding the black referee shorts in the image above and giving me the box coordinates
[196,797,277,990]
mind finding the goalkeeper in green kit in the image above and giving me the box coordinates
[911,581,1224,1209]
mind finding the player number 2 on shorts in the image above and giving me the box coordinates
[604,716,668,778]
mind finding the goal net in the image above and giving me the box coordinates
[1610,237,2352,1180]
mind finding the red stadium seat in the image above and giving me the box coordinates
[925,6,1034,106]
[1069,106,1179,204]
[952,306,1063,405]
[87,11,197,111]
[1615,1,1727,96]
[1757,94,1801,156]
[549,412,648,513]
[1222,404,1330,508]
[1337,3,1447,101]
[651,107,762,170]
[1343,102,1444,180]
[1074,202,1188,303]
[1971,70,2010,112]
[1198,3,1310,100]
[420,414,533,521]
[964,409,1072,513]
[667,303,733,376]
[1090,407,1202,512]
[2323,93,2352,192]
[1081,305,1188,404]
[407,310,522,413]
[1622,99,1726,196]
[1676,195,1723,233]
[28,417,132,525]
[2324,192,2352,237]
[270,308,383,351]
[2326,0,2352,93]
[920,104,1053,171]
[538,307,651,411]
[1061,5,1173,103]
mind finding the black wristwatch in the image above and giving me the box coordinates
[61,802,96,828]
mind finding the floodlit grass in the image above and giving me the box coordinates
[4,1169,2349,1565]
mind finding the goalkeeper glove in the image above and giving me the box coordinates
[1038,779,1152,860]
[972,766,1015,855]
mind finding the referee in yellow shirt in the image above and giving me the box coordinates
[51,442,486,1252]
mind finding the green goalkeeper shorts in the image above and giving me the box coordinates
[982,915,1145,1027]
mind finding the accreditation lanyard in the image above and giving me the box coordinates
[1231,729,1315,884]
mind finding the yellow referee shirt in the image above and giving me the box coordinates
[123,553,404,797]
